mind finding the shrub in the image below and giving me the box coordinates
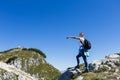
[22,48,28,50]
[99,66,109,72]
[117,53,120,56]
[93,70,101,73]
[107,63,112,67]
[28,48,46,58]
[114,61,120,66]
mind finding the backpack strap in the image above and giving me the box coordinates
[80,39,85,45]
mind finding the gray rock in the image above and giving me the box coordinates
[58,68,81,80]
[106,54,119,59]
[89,53,120,71]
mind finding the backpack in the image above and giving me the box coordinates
[81,39,91,50]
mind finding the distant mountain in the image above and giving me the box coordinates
[59,53,120,80]
[0,48,60,80]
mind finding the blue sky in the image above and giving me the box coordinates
[0,0,120,71]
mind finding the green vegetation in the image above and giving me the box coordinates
[80,71,119,80]
[114,61,120,66]
[107,63,112,67]
[28,48,46,58]
[99,66,109,72]
[0,48,60,80]
[117,53,120,56]
[74,60,120,80]
[0,48,17,53]
[82,72,96,80]
[0,47,46,58]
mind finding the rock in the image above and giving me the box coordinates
[115,68,119,73]
[89,53,120,71]
[116,76,120,80]
[107,54,119,59]
[0,62,36,80]
[58,68,81,80]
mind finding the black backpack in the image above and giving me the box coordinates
[81,39,91,50]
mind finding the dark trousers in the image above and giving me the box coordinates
[76,49,88,71]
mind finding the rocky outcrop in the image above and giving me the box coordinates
[0,62,36,80]
[59,53,120,80]
[89,53,120,71]
[58,67,82,80]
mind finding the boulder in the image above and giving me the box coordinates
[58,68,81,80]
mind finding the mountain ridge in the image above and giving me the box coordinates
[0,47,120,80]
[0,47,60,80]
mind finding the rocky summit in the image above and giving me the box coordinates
[0,48,60,80]
[59,53,120,80]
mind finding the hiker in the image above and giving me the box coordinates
[66,32,91,73]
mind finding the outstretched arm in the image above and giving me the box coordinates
[66,36,80,40]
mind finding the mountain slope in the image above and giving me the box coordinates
[59,53,120,80]
[78,53,120,80]
[0,48,60,80]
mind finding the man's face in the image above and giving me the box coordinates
[79,33,84,37]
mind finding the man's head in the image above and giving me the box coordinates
[79,32,84,37]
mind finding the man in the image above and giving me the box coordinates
[66,32,89,73]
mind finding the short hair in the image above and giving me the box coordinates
[80,32,84,36]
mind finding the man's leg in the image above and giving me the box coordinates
[76,54,80,66]
[76,49,82,68]
[82,55,88,72]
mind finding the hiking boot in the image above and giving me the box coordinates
[75,65,79,69]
